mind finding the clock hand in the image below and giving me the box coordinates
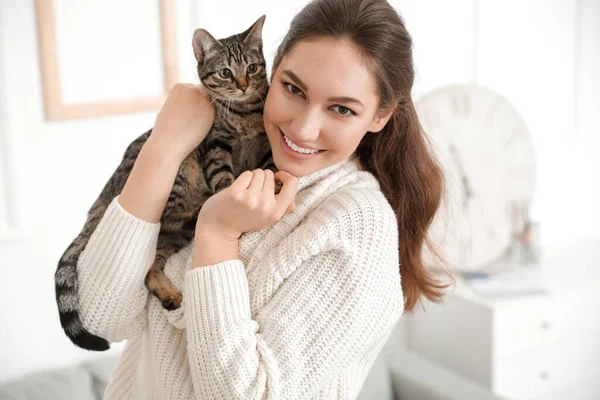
[448,143,474,208]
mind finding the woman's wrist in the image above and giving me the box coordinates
[195,214,242,241]
[191,229,240,269]
[144,135,187,166]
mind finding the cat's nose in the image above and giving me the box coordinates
[237,78,248,92]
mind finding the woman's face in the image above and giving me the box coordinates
[263,37,391,178]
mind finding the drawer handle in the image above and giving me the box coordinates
[539,371,550,380]
[540,320,552,330]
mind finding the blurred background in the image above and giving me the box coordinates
[0,0,598,399]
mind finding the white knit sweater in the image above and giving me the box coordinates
[77,155,404,399]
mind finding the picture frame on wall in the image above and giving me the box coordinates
[34,0,180,121]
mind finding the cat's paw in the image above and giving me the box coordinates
[161,291,183,310]
[214,175,235,193]
[274,181,283,195]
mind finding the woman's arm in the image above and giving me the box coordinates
[76,141,181,343]
[120,83,216,223]
[118,138,182,223]
[76,84,215,343]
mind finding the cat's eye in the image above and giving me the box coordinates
[247,64,257,74]
[219,68,233,78]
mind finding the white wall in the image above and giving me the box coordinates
[398,0,600,243]
[0,0,598,384]
[0,0,199,382]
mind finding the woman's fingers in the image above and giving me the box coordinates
[230,169,297,215]
[247,169,265,195]
[274,171,299,214]
[231,170,254,191]
[263,170,275,196]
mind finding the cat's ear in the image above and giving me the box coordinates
[192,29,222,64]
[242,15,266,48]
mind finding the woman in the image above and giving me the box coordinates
[78,0,449,397]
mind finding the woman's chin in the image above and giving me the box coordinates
[273,158,323,179]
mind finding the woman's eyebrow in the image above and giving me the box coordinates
[282,69,365,108]
[283,70,308,92]
[328,96,364,108]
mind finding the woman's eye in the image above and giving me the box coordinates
[333,105,356,117]
[220,68,232,78]
[284,82,304,97]
[247,64,257,74]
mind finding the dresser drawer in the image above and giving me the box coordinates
[532,375,600,400]
[493,285,600,359]
[493,334,600,399]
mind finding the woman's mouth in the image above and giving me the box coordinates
[279,128,324,160]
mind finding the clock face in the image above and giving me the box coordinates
[416,84,536,271]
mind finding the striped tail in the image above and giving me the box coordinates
[55,234,110,351]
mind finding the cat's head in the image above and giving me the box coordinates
[192,15,268,102]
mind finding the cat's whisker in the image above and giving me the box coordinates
[219,95,230,121]
[216,97,228,118]
[223,96,228,120]
[207,96,219,110]
[257,91,267,104]
[226,95,233,122]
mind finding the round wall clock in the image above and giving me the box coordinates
[416,84,536,272]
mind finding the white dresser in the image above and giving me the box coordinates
[405,239,600,400]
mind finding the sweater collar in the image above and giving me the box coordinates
[296,155,361,192]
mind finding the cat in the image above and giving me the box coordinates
[54,15,278,351]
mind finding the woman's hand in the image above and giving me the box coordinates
[196,170,299,240]
[148,83,215,164]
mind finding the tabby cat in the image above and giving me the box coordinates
[55,15,278,351]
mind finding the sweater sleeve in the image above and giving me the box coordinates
[77,194,161,343]
[183,191,404,399]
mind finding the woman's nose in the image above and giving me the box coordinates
[289,107,321,141]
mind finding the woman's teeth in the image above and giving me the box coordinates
[283,134,321,154]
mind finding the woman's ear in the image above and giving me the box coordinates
[368,108,394,133]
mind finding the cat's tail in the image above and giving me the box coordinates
[54,130,152,351]
[55,232,110,351]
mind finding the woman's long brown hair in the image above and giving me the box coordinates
[272,0,452,312]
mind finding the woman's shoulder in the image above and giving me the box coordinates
[300,177,398,253]
[319,173,396,224]
[286,175,401,298]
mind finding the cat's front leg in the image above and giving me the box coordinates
[144,223,197,310]
[201,139,236,194]
[145,253,182,310]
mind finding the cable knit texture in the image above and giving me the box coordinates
[77,155,404,399]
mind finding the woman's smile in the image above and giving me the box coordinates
[279,127,325,160]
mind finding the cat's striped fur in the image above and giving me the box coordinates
[55,15,277,351]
